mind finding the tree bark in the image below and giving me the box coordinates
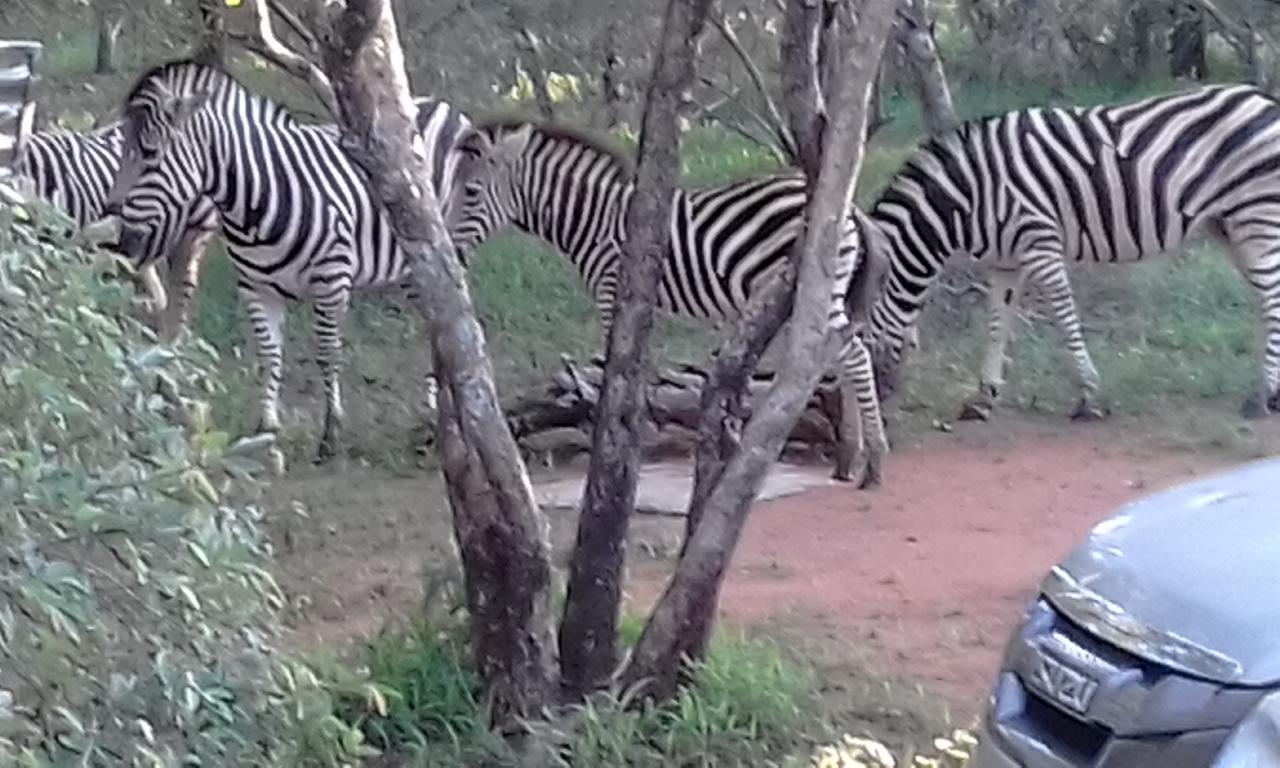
[1129,0,1157,79]
[193,0,227,68]
[622,0,897,702]
[94,8,123,74]
[894,0,959,135]
[319,0,554,725]
[557,0,715,703]
[1171,2,1208,80]
[601,22,625,130]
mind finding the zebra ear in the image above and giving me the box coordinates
[493,124,534,164]
[456,127,493,159]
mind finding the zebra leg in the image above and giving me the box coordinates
[959,267,1025,422]
[164,226,216,341]
[1022,255,1106,421]
[830,324,888,489]
[1212,226,1280,417]
[314,292,351,462]
[242,286,288,437]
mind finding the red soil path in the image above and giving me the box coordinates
[626,420,1234,717]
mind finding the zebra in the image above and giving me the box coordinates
[14,121,221,329]
[104,59,472,461]
[857,82,1280,422]
[446,120,889,486]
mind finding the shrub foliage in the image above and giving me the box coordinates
[0,198,372,766]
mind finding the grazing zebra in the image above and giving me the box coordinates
[15,122,221,327]
[105,59,472,461]
[447,121,888,486]
[857,83,1280,421]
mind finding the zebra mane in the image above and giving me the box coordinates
[125,58,230,105]
[471,116,635,179]
[123,58,304,128]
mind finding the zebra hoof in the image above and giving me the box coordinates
[831,439,857,483]
[315,434,340,464]
[1069,398,1108,422]
[1241,392,1272,420]
[958,399,994,422]
[857,455,883,490]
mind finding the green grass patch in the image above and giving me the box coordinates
[333,616,825,767]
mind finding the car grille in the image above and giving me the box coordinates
[985,598,1264,767]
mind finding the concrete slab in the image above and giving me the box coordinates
[532,461,838,515]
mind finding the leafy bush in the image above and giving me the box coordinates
[0,196,374,766]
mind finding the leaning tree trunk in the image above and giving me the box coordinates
[95,8,124,74]
[622,0,898,702]
[1171,2,1208,80]
[557,0,715,703]
[319,0,554,725]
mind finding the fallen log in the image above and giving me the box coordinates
[505,355,843,458]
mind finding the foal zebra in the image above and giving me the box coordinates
[15,122,220,327]
[448,121,887,485]
[859,83,1280,420]
[106,59,472,460]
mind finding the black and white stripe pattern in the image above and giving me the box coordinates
[15,121,221,330]
[17,122,124,225]
[107,60,471,459]
[449,121,888,483]
[861,83,1280,419]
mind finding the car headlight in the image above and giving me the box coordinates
[1211,689,1280,767]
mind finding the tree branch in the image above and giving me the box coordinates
[709,12,796,159]
[243,0,338,116]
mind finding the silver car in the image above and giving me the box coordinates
[971,456,1280,767]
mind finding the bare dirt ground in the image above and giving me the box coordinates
[263,412,1272,728]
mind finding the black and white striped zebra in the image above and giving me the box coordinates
[15,121,222,327]
[858,82,1280,421]
[105,59,472,461]
[447,121,888,485]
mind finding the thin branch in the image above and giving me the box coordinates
[709,13,796,158]
[696,75,791,160]
[240,0,338,116]
[265,0,319,53]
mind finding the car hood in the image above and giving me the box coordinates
[1044,456,1280,686]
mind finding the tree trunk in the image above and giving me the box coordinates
[895,0,960,135]
[1171,2,1207,80]
[95,9,123,74]
[557,0,715,703]
[194,0,228,68]
[319,0,554,725]
[601,22,624,130]
[622,0,898,702]
[1130,0,1157,79]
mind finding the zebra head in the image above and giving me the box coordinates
[446,122,536,264]
[105,60,220,269]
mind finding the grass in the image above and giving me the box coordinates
[330,616,830,767]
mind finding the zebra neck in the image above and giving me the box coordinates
[514,173,633,282]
